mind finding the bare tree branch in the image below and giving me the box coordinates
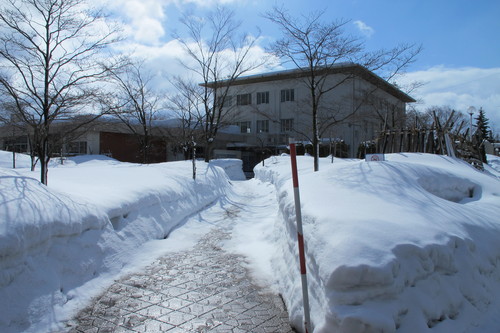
[173,6,268,161]
[0,0,122,184]
[265,6,421,171]
[103,59,162,164]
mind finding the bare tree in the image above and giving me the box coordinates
[106,60,161,164]
[265,7,421,171]
[0,0,121,184]
[166,77,212,179]
[167,78,203,151]
[174,6,267,162]
[406,106,467,133]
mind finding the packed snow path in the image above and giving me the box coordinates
[64,180,295,333]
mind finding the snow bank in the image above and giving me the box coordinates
[486,154,500,175]
[0,155,233,332]
[0,169,105,283]
[209,158,246,180]
[255,153,500,332]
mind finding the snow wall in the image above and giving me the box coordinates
[255,153,500,333]
[209,159,246,180]
[0,160,233,332]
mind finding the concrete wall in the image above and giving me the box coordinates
[219,72,407,157]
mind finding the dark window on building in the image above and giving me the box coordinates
[4,136,28,152]
[236,93,251,105]
[256,120,269,133]
[256,91,269,104]
[68,141,87,154]
[280,118,294,132]
[217,95,232,108]
[236,121,251,133]
[280,89,294,102]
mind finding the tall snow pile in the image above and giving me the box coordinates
[255,153,500,333]
[0,152,232,332]
[208,158,246,180]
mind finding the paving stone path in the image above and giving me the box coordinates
[66,226,296,333]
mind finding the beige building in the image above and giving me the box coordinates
[210,63,415,162]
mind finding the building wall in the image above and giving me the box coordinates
[60,131,101,155]
[219,72,407,157]
[86,132,100,155]
[99,131,167,163]
[224,77,303,146]
[0,122,172,163]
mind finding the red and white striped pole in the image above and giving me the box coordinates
[289,143,312,333]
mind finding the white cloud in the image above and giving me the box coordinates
[400,66,500,132]
[112,35,281,94]
[353,20,374,38]
[113,39,190,81]
[108,0,166,45]
[169,0,242,6]
[102,0,250,44]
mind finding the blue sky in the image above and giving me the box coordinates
[284,0,500,70]
[106,0,500,131]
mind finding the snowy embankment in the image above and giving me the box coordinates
[255,153,500,332]
[0,152,238,332]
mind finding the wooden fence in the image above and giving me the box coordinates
[371,111,485,169]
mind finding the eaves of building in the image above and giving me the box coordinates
[201,63,416,103]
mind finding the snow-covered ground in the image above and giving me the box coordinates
[1,151,500,332]
[254,153,500,332]
[0,152,238,332]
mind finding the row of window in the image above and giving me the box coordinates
[68,141,88,154]
[235,119,294,134]
[2,138,87,154]
[218,89,295,107]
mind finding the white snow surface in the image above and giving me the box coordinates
[1,151,500,333]
[208,158,246,180]
[254,153,500,332]
[0,152,232,332]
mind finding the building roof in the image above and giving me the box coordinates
[203,63,416,103]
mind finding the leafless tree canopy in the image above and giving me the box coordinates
[105,60,161,164]
[173,6,268,162]
[0,0,121,184]
[407,106,467,133]
[265,6,421,171]
[166,77,203,154]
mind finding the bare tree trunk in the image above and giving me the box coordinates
[40,138,49,185]
[313,112,319,171]
[204,141,213,163]
[0,0,120,185]
[311,82,320,171]
[192,138,196,180]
